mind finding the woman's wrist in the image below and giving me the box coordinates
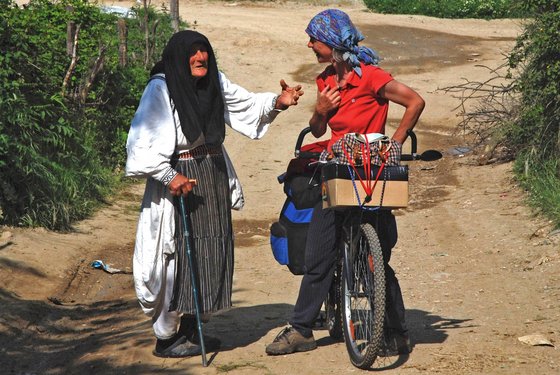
[272,95,287,112]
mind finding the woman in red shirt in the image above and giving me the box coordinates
[266,9,425,357]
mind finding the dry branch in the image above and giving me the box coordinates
[148,18,160,64]
[79,46,107,104]
[441,63,519,164]
[61,23,80,98]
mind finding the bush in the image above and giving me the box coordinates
[508,0,560,226]
[508,0,560,162]
[441,0,560,226]
[0,0,176,230]
[363,0,528,19]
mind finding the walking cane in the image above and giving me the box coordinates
[178,195,208,367]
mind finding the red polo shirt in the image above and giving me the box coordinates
[316,63,394,150]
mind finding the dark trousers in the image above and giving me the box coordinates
[290,201,407,338]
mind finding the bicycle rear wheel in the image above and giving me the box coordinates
[340,222,386,369]
[325,258,343,341]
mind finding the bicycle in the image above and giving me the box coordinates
[295,127,441,369]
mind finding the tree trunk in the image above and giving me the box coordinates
[170,0,179,32]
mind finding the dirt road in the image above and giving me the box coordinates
[1,1,559,374]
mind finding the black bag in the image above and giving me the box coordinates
[270,161,321,275]
[283,167,321,210]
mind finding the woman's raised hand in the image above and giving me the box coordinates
[315,84,341,116]
[275,79,304,109]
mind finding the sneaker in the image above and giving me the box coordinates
[265,327,317,355]
[380,331,411,357]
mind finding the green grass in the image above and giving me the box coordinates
[515,157,560,228]
[216,361,271,374]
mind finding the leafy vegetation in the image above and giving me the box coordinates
[363,0,528,19]
[2,0,557,229]
[508,1,560,160]
[509,0,560,225]
[0,0,176,230]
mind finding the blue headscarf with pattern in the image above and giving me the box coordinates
[305,9,379,76]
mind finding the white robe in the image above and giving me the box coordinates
[125,72,279,316]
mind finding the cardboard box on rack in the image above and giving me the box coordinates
[321,163,409,209]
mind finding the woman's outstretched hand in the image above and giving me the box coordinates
[275,79,304,110]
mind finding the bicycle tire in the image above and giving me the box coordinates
[340,222,386,369]
[325,257,343,341]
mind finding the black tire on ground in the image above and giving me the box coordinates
[340,222,386,369]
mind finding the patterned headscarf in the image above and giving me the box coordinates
[305,9,379,76]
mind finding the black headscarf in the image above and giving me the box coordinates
[151,31,225,145]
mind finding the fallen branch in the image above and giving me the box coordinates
[441,63,520,164]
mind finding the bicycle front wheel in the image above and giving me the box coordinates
[340,222,386,369]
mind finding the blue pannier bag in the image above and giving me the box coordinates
[270,197,314,275]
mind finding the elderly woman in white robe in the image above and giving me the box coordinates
[125,30,303,358]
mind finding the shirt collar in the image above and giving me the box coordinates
[326,63,363,90]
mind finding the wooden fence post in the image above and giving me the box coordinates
[66,5,75,56]
[170,0,179,32]
[143,0,149,67]
[118,19,127,67]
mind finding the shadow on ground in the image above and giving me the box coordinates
[0,287,296,374]
[0,289,177,374]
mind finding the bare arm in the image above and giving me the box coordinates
[309,85,341,138]
[379,80,425,144]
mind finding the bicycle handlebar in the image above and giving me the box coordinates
[294,127,315,158]
[294,127,442,162]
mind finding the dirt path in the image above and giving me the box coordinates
[2,1,559,374]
